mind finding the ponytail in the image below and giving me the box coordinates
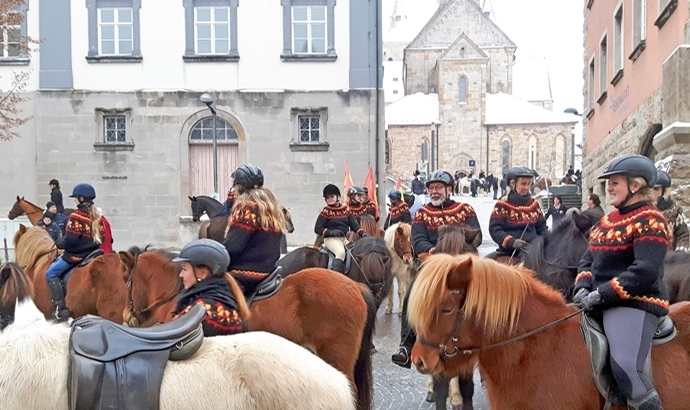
[88,204,103,244]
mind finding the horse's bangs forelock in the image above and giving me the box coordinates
[407,254,457,332]
[0,263,34,308]
[462,258,530,338]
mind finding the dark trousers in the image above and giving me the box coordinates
[399,276,417,347]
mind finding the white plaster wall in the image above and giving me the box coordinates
[0,1,40,91]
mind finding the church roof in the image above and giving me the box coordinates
[385,92,439,128]
[484,93,579,126]
[383,0,436,43]
[407,0,515,50]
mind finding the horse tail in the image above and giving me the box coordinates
[354,286,376,410]
[198,221,211,239]
[224,273,251,321]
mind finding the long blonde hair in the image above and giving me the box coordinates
[86,203,103,244]
[233,187,287,232]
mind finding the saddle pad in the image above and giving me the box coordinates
[321,243,353,273]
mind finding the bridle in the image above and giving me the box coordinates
[416,290,585,357]
[535,228,590,272]
[125,252,183,326]
[346,247,386,296]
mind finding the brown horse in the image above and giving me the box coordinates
[408,253,690,410]
[12,225,127,322]
[383,223,414,316]
[0,261,35,329]
[118,249,377,410]
[8,197,45,226]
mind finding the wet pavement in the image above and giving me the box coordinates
[372,194,497,410]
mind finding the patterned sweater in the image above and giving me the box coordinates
[658,197,689,252]
[348,203,369,222]
[386,202,412,228]
[223,201,282,291]
[575,202,671,317]
[412,199,481,255]
[173,276,244,336]
[364,201,379,221]
[489,192,546,253]
[314,204,363,237]
[55,204,104,263]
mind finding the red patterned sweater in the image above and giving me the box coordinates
[314,203,363,237]
[387,202,411,227]
[575,202,671,316]
[55,204,105,263]
[412,200,481,255]
[489,192,546,252]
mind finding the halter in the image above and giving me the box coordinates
[125,252,183,326]
[346,246,386,296]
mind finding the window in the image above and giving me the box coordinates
[0,2,29,65]
[393,77,399,82]
[189,117,239,142]
[0,23,20,58]
[587,58,595,115]
[655,0,677,28]
[94,109,134,151]
[421,139,429,162]
[612,6,623,84]
[458,76,467,104]
[289,107,329,151]
[104,115,127,142]
[598,35,608,103]
[631,0,646,61]
[528,136,537,170]
[86,0,141,63]
[281,0,337,62]
[501,140,511,175]
[392,90,399,94]
[183,0,239,62]
[385,139,391,165]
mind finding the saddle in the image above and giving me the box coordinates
[68,304,206,410]
[581,312,676,407]
[319,242,355,274]
[245,266,284,306]
[61,249,106,288]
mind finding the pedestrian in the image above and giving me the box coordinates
[97,207,114,254]
[499,175,507,197]
[411,170,425,195]
[491,174,499,200]
[49,179,65,214]
[544,195,568,229]
[586,193,604,213]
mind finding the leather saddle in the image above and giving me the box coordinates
[245,266,284,306]
[61,249,105,289]
[68,304,206,410]
[580,312,676,406]
[319,241,355,274]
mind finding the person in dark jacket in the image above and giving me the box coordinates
[44,183,104,320]
[172,239,245,336]
[544,195,569,229]
[653,170,689,252]
[45,201,68,235]
[49,179,65,214]
[488,166,546,261]
[491,174,499,200]
[315,184,367,273]
[384,189,411,229]
[573,154,670,410]
[586,193,605,213]
[40,211,63,242]
[361,186,379,221]
[411,170,425,195]
[499,175,507,197]
[223,164,287,295]
[346,186,368,222]
[217,172,237,218]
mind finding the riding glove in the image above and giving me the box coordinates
[580,290,603,310]
[513,239,527,249]
[572,288,590,304]
[326,229,345,237]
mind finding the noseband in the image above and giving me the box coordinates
[125,252,183,326]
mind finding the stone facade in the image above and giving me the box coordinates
[386,124,431,176]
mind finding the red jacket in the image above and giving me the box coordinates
[100,215,113,254]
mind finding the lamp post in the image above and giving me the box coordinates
[200,93,218,197]
[564,108,583,172]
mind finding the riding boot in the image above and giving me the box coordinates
[47,278,70,320]
[392,283,416,368]
[627,390,663,410]
[331,259,345,274]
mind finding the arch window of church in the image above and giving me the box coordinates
[528,136,537,170]
[501,140,511,175]
[458,76,467,104]
[421,138,429,162]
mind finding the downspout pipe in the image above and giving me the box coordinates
[375,0,381,189]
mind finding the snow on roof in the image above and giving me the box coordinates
[385,92,439,127]
[484,92,579,125]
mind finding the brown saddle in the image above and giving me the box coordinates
[68,304,206,410]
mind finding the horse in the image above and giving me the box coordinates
[0,261,35,330]
[118,249,376,410]
[12,225,128,322]
[277,236,393,307]
[532,176,553,195]
[383,223,414,316]
[665,251,690,303]
[8,196,46,226]
[407,253,690,410]
[456,177,471,195]
[0,299,356,410]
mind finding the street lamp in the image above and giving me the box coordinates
[200,93,218,197]
[564,108,583,172]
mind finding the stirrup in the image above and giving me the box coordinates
[391,346,411,369]
[53,306,70,321]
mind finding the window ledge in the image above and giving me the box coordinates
[0,57,30,66]
[628,40,646,62]
[587,0,594,9]
[610,69,624,86]
[655,0,678,29]
[183,54,239,63]
[94,143,135,152]
[179,215,196,224]
[281,53,337,62]
[289,142,330,152]
[86,55,143,64]
[596,91,608,105]
[586,108,595,119]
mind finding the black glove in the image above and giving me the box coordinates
[327,229,345,237]
[512,239,527,250]
[580,290,603,310]
[572,288,590,304]
[359,231,370,238]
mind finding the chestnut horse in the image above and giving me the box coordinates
[407,253,690,410]
[8,197,45,226]
[118,249,376,410]
[0,261,35,330]
[383,223,414,316]
[12,225,127,322]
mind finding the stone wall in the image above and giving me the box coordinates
[404,49,445,94]
[386,124,430,177]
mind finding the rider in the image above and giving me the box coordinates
[40,211,63,242]
[391,169,482,368]
[217,172,237,218]
[654,170,689,252]
[346,186,368,222]
[49,179,65,214]
[573,154,670,410]
[172,239,245,336]
[488,166,546,261]
[45,201,68,235]
[223,164,287,295]
[315,184,367,274]
[361,187,379,221]
[44,183,104,320]
[384,189,411,229]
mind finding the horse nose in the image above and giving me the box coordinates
[414,358,427,373]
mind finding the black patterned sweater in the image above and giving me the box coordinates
[489,191,546,253]
[223,201,282,291]
[412,199,481,255]
[364,201,379,221]
[314,204,363,237]
[575,202,671,316]
[388,202,412,227]
[55,204,104,263]
[173,276,244,336]
[348,203,368,222]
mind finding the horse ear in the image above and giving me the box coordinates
[19,224,27,234]
[118,251,136,271]
[447,255,473,291]
[463,228,480,245]
[188,196,194,201]
[16,195,20,201]
[396,226,404,235]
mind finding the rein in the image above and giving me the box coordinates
[346,247,386,294]
[125,253,183,324]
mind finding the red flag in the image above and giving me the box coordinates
[343,161,355,193]
[395,176,403,195]
[363,166,380,219]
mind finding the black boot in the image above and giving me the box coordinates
[331,259,345,274]
[47,278,70,320]
[627,390,663,410]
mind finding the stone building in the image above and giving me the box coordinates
[0,0,383,248]
[582,0,690,210]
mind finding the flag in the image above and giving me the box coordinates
[395,176,403,196]
[343,161,355,193]
[363,166,380,219]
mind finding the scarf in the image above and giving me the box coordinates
[175,275,239,314]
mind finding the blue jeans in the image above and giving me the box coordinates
[217,202,230,217]
[45,257,73,279]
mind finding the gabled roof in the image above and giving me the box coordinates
[484,93,579,126]
[406,0,515,50]
[385,92,439,128]
[437,32,488,61]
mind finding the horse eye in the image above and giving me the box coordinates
[441,307,454,315]
[382,257,390,264]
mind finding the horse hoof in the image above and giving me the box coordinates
[426,392,436,403]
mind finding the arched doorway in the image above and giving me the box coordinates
[188,116,239,196]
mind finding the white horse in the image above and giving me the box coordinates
[383,223,414,316]
[456,177,471,195]
[0,299,356,410]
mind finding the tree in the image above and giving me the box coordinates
[0,0,36,141]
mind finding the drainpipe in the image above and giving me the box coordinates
[375,0,381,189]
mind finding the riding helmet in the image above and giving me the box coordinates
[172,238,230,276]
[234,164,264,190]
[388,190,402,200]
[598,154,657,187]
[323,184,341,198]
[506,166,535,184]
[347,186,365,197]
[49,179,60,187]
[69,183,96,200]
[425,170,455,188]
[654,170,671,188]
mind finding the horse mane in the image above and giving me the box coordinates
[383,222,411,249]
[127,245,177,261]
[352,236,388,256]
[408,254,531,339]
[359,214,381,237]
[13,227,58,273]
[0,262,34,310]
[436,225,474,255]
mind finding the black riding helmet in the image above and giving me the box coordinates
[425,170,454,188]
[598,154,657,187]
[347,186,365,197]
[172,238,230,276]
[323,184,341,197]
[234,164,264,190]
[654,170,671,188]
[506,166,535,184]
